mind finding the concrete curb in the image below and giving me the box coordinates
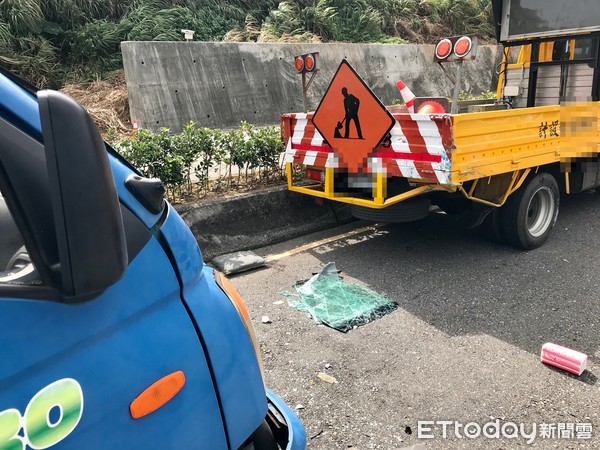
[175,185,355,261]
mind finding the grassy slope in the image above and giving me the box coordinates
[0,0,493,87]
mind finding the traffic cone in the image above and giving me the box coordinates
[396,80,416,113]
[132,119,139,138]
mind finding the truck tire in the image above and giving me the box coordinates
[245,420,279,450]
[350,197,430,223]
[499,173,559,249]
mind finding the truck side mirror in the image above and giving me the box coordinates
[38,90,127,300]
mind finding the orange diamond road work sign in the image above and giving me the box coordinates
[312,59,396,173]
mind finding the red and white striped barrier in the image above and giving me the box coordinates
[283,113,335,168]
[283,112,453,185]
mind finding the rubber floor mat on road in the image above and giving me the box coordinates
[286,262,398,332]
[212,251,265,275]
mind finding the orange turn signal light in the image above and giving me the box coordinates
[130,371,186,419]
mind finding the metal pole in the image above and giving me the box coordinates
[451,61,463,114]
[301,72,308,113]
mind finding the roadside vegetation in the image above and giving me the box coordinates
[0,0,494,87]
[457,89,496,101]
[110,121,285,202]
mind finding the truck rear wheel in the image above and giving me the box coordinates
[500,173,559,249]
[350,197,430,223]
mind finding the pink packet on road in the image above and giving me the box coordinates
[541,342,588,376]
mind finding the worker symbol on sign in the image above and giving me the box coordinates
[335,87,363,140]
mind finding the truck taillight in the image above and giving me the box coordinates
[306,168,325,182]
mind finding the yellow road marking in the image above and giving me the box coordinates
[264,224,384,262]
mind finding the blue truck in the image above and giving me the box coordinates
[0,68,305,450]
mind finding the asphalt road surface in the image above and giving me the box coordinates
[230,191,600,449]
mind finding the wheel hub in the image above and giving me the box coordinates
[526,187,554,237]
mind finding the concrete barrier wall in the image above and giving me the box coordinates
[122,41,501,132]
[175,186,354,261]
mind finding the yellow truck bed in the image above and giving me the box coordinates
[453,103,600,181]
[451,106,561,183]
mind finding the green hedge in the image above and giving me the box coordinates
[111,121,285,200]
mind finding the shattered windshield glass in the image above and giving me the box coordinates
[286,262,398,332]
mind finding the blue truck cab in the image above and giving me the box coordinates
[0,69,305,450]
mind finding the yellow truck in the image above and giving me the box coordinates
[282,0,600,249]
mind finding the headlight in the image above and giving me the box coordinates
[213,270,265,382]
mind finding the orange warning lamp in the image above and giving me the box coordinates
[304,53,316,71]
[435,39,452,60]
[454,36,472,58]
[433,36,477,114]
[294,52,318,74]
[294,52,320,113]
[414,97,449,114]
[433,35,478,63]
